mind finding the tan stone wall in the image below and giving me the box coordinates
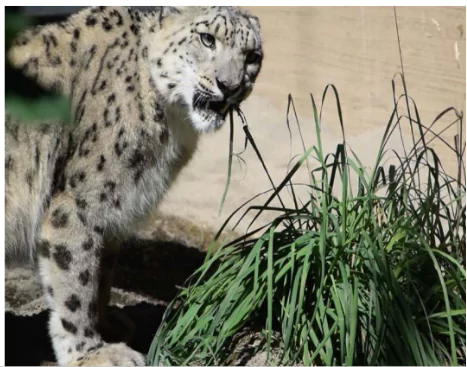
[154,7,466,235]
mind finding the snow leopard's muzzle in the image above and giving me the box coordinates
[192,80,253,122]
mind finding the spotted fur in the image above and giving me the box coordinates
[6,6,262,366]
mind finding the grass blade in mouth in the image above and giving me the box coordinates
[218,109,235,216]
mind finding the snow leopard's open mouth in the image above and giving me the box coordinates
[192,92,232,119]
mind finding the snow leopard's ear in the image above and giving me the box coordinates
[247,15,261,33]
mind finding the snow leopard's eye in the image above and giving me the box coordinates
[245,51,262,65]
[200,33,215,49]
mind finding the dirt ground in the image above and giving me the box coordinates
[151,6,466,237]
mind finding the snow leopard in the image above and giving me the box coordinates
[6,6,262,365]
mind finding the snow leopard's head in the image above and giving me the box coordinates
[148,6,263,133]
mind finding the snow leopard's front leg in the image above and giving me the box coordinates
[37,194,144,366]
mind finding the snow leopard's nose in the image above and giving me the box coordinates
[216,78,241,101]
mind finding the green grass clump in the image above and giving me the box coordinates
[147,80,465,366]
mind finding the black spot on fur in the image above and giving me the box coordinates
[5,156,13,183]
[26,170,34,192]
[128,149,145,168]
[76,342,85,352]
[114,128,128,156]
[86,16,97,27]
[153,102,165,121]
[75,197,87,209]
[93,226,104,236]
[14,34,30,46]
[79,124,98,157]
[103,108,112,127]
[134,10,142,23]
[53,245,72,270]
[84,328,95,338]
[79,270,90,286]
[69,171,86,188]
[37,240,51,258]
[47,286,54,296]
[7,122,19,141]
[47,45,62,62]
[138,103,145,122]
[70,41,78,53]
[97,155,106,171]
[73,29,80,39]
[51,134,75,196]
[99,80,107,91]
[104,180,116,191]
[85,45,97,69]
[61,319,78,334]
[51,208,69,228]
[110,9,124,26]
[65,294,82,312]
[130,24,139,36]
[168,83,176,89]
[128,149,147,183]
[107,93,116,104]
[102,18,113,31]
[77,212,87,226]
[128,48,134,61]
[100,180,117,203]
[86,342,103,353]
[40,124,51,134]
[21,57,39,78]
[82,238,94,251]
[35,145,41,168]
